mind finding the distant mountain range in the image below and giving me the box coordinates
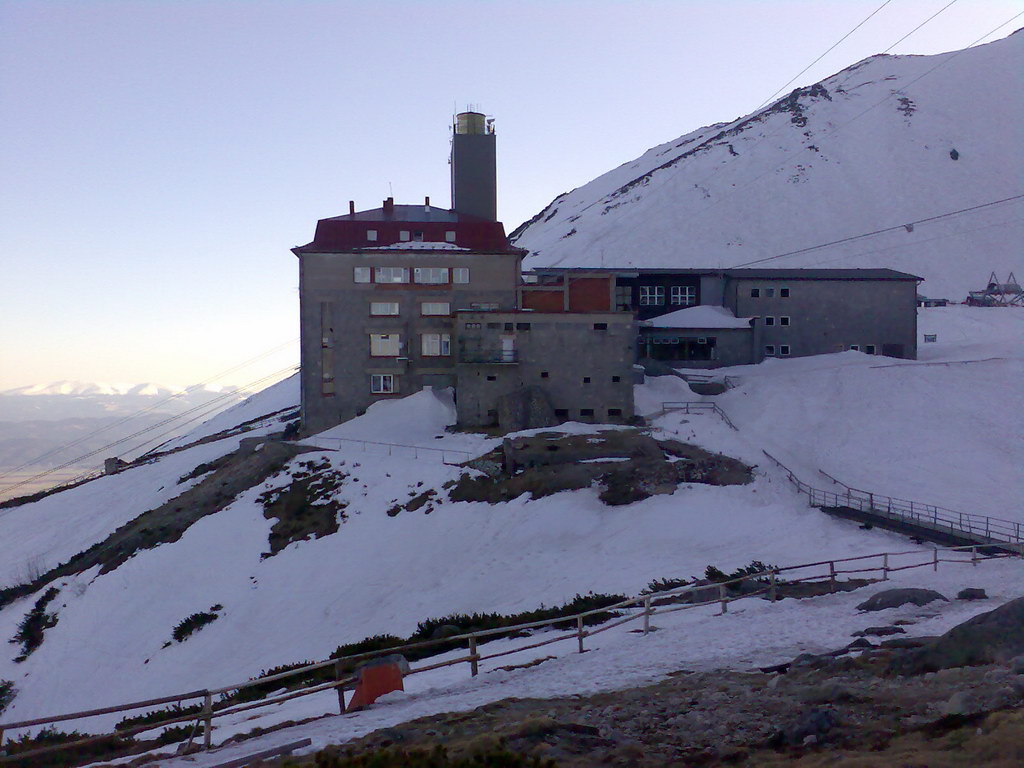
[512,31,1023,301]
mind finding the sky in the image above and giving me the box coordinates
[1,0,1020,391]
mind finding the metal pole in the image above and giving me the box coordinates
[202,692,213,750]
[719,583,728,614]
[829,562,836,593]
[576,616,585,653]
[933,548,939,571]
[334,661,346,714]
[643,597,651,635]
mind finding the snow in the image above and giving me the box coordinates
[361,241,470,251]
[644,304,752,329]
[512,32,1023,301]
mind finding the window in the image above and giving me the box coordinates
[354,267,371,283]
[780,345,791,356]
[582,377,591,384]
[414,267,449,284]
[366,230,378,242]
[321,348,334,396]
[849,344,860,352]
[422,302,451,316]
[370,301,399,316]
[670,285,696,306]
[399,230,410,241]
[413,231,424,242]
[750,288,760,298]
[554,408,569,419]
[780,288,790,298]
[471,302,497,311]
[765,345,776,355]
[371,374,395,394]
[540,371,549,378]
[865,344,876,355]
[765,288,776,298]
[464,322,481,329]
[580,408,594,418]
[516,322,531,331]
[445,231,456,242]
[486,375,497,382]
[764,316,775,326]
[608,408,622,417]
[486,322,500,329]
[452,267,470,284]
[504,323,514,331]
[639,286,665,306]
[697,337,707,344]
[612,376,621,383]
[375,266,408,284]
[780,316,790,326]
[614,285,632,311]
[593,322,608,331]
[421,333,451,357]
[370,333,401,357]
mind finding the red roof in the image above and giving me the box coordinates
[293,203,522,254]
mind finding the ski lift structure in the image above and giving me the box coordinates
[966,272,1023,307]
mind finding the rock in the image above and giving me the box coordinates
[857,588,948,612]
[799,683,856,704]
[847,638,874,649]
[957,588,988,601]
[1010,655,1024,674]
[852,626,907,637]
[767,675,783,689]
[942,691,974,716]
[891,597,1024,674]
[880,636,936,650]
[779,708,837,746]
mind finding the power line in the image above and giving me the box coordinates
[729,194,1024,268]
[755,0,895,111]
[881,0,959,55]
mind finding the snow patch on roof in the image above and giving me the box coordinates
[362,241,470,251]
[645,305,752,329]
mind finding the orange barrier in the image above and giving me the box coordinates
[345,662,404,712]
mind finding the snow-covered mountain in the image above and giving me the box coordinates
[512,31,1023,300]
[0,307,1019,764]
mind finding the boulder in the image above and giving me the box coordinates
[891,596,1024,674]
[856,588,948,612]
[957,588,988,601]
[852,626,906,637]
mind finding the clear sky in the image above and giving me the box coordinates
[2,0,1020,391]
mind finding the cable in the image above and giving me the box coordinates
[881,0,959,55]
[0,338,299,480]
[728,194,1023,268]
[755,0,895,111]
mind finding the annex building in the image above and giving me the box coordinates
[293,112,921,435]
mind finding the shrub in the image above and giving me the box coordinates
[10,586,60,661]
[0,679,15,715]
[116,702,204,731]
[171,606,221,643]
[0,727,133,768]
[307,745,556,768]
[641,577,690,595]
[156,723,197,746]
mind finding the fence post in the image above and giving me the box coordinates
[829,562,836,593]
[643,597,652,635]
[202,692,213,750]
[576,616,585,653]
[971,546,978,567]
[719,583,728,614]
[933,548,939,571]
[468,636,479,676]
[334,660,346,713]
[769,570,777,602]
[882,553,889,581]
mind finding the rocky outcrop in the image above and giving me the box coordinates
[856,588,948,612]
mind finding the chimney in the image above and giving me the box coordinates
[383,197,394,216]
[450,110,497,221]
[349,200,355,216]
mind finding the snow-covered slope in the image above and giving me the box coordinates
[512,32,1024,300]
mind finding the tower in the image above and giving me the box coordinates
[450,111,497,221]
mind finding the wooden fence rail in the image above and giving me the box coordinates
[762,451,1023,550]
[660,401,738,430]
[0,543,1014,764]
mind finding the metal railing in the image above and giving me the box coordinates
[0,545,1011,764]
[458,349,519,364]
[660,401,738,430]
[300,436,474,464]
[763,452,1023,550]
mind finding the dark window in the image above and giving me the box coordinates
[413,230,424,241]
[580,408,594,417]
[764,316,775,326]
[765,288,776,298]
[554,408,569,419]
[780,316,790,326]
[614,285,632,311]
[464,322,481,329]
[765,345,775,355]
[611,375,621,383]
[865,344,876,355]
[582,377,591,384]
[486,375,497,381]
[780,288,790,298]
[540,371,549,378]
[593,322,608,331]
[504,323,514,331]
[750,288,760,298]
[608,408,622,417]
[780,345,791,356]
[516,322,531,331]
[487,322,500,329]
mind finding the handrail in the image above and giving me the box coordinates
[660,401,738,431]
[300,436,474,462]
[763,451,1022,547]
[1,542,1012,764]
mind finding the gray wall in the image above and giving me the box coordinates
[299,249,521,434]
[639,327,754,368]
[455,312,636,427]
[451,133,497,221]
[725,278,918,361]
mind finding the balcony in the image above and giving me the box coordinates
[458,348,519,364]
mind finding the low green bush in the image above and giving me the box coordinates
[302,745,557,768]
[10,586,60,661]
[171,606,221,642]
[0,679,15,714]
[115,702,203,731]
[0,727,133,768]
